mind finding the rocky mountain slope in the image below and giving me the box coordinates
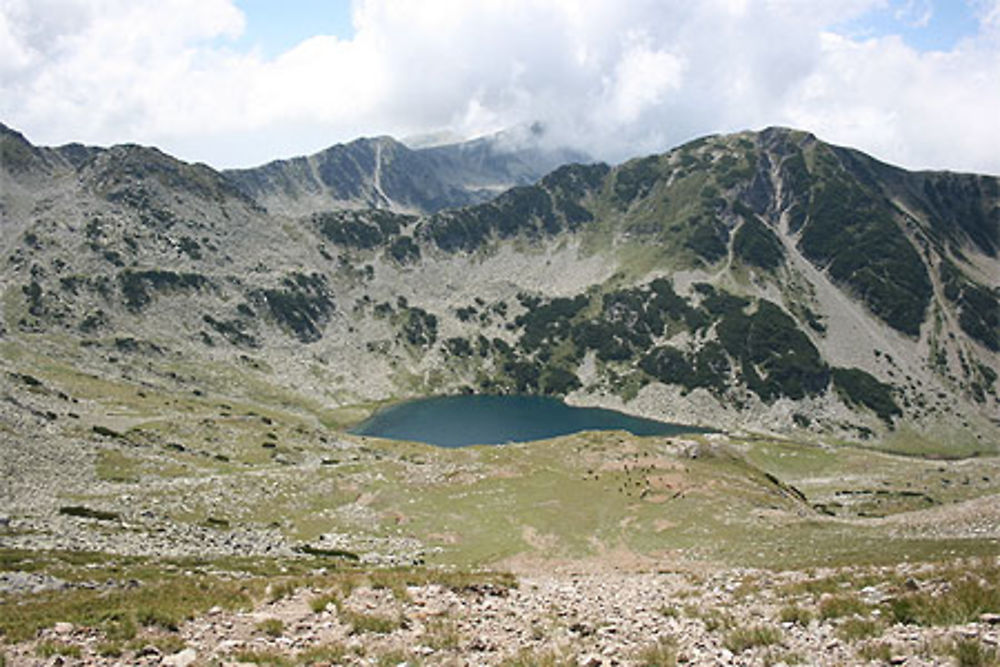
[0,122,997,451]
[223,124,589,216]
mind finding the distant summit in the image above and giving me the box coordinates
[223,126,590,216]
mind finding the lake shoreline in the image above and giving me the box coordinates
[349,393,713,447]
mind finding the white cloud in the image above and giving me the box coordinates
[894,0,933,28]
[605,34,685,124]
[784,30,1000,174]
[1,0,998,174]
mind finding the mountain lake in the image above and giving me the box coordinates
[349,394,711,447]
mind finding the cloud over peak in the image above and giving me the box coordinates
[1,0,998,174]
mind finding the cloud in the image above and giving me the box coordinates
[894,0,933,28]
[1,0,999,175]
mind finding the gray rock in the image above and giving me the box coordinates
[52,622,74,634]
[163,648,198,667]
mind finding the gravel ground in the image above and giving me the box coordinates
[3,560,1000,665]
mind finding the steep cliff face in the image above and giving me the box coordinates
[1,123,997,450]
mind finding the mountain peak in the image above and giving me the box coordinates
[224,127,592,216]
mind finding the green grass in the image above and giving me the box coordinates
[3,555,521,659]
[96,641,123,657]
[835,617,883,641]
[4,326,1000,576]
[310,591,341,613]
[0,573,258,642]
[857,641,892,663]
[880,426,997,459]
[0,549,517,646]
[231,649,292,666]
[423,617,461,650]
[777,604,812,626]
[36,641,82,658]
[818,594,869,620]
[635,636,678,666]
[256,617,284,637]
[136,606,182,631]
[952,638,1000,667]
[768,649,805,664]
[342,610,401,635]
[267,579,299,602]
[0,551,516,644]
[658,604,681,618]
[322,400,388,429]
[696,607,735,632]
[298,643,348,665]
[723,624,782,652]
[887,575,1000,625]
[95,449,143,482]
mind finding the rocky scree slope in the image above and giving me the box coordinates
[0,123,997,450]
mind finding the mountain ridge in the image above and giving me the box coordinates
[223,127,590,216]
[1,122,997,451]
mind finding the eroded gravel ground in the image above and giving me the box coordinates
[4,560,1000,666]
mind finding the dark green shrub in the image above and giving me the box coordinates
[388,236,420,264]
[515,295,588,352]
[685,217,729,263]
[257,273,334,343]
[539,367,582,396]
[401,307,438,347]
[733,216,784,270]
[203,315,258,348]
[443,337,473,358]
[832,367,901,423]
[640,347,694,387]
[717,300,829,401]
[614,155,662,203]
[118,270,209,312]
[315,210,407,249]
[798,174,931,336]
[921,174,998,257]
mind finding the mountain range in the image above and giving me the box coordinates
[1,122,997,451]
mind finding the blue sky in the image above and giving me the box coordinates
[838,0,981,51]
[2,0,999,173]
[228,1,983,59]
[231,0,355,57]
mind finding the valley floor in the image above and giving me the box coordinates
[3,342,1000,665]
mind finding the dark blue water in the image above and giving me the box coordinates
[349,394,709,447]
